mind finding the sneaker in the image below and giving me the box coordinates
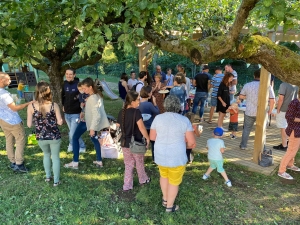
[225,180,232,187]
[221,127,228,132]
[239,145,246,150]
[278,172,293,180]
[13,164,28,173]
[79,147,86,153]
[273,144,287,151]
[231,135,236,139]
[67,145,73,152]
[287,166,300,172]
[202,174,210,180]
[229,134,233,138]
[9,162,16,170]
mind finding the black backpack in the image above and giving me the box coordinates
[132,81,143,91]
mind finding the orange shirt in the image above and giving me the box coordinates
[229,109,238,123]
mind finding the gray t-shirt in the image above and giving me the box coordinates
[278,83,299,112]
[151,112,193,167]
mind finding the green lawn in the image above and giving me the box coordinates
[0,89,300,224]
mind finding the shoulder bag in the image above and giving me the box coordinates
[129,109,147,154]
[258,149,273,167]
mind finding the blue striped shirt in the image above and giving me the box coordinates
[211,73,224,98]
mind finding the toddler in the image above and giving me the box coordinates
[202,127,232,187]
[17,80,25,98]
[227,102,239,139]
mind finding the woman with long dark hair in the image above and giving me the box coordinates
[216,72,234,130]
[118,73,129,101]
[27,82,63,186]
[117,91,151,191]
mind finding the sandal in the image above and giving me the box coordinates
[166,205,179,213]
[207,120,213,124]
[64,162,79,169]
[140,177,151,186]
[93,161,103,168]
[45,177,52,182]
[53,181,61,187]
[287,166,300,172]
[162,199,167,207]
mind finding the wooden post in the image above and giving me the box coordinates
[253,67,271,163]
[138,43,152,72]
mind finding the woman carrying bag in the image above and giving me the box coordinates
[117,91,151,191]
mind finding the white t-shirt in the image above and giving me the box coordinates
[128,78,137,90]
[135,81,144,93]
[151,112,193,167]
[0,88,22,125]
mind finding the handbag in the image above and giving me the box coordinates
[128,110,147,154]
[258,149,273,167]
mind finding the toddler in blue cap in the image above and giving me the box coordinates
[202,127,232,187]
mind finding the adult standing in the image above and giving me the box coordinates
[177,64,191,112]
[61,68,86,153]
[152,65,167,84]
[273,82,298,151]
[150,95,196,212]
[0,72,33,172]
[151,74,166,113]
[170,74,186,114]
[27,82,63,186]
[135,71,148,94]
[238,69,275,150]
[118,73,129,101]
[127,71,137,90]
[192,64,212,121]
[277,89,300,180]
[225,64,238,103]
[207,66,224,123]
[216,72,234,130]
[117,91,151,191]
[165,68,174,87]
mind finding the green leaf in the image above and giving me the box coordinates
[139,0,147,10]
[103,25,112,40]
[263,0,273,7]
[24,28,32,35]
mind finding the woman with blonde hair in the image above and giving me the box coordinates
[27,82,63,186]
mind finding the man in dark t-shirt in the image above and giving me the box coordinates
[192,65,212,121]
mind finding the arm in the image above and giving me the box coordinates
[192,79,197,87]
[149,129,157,141]
[276,95,284,113]
[137,118,150,147]
[27,104,33,127]
[220,148,225,153]
[54,103,63,125]
[231,79,237,85]
[8,101,34,112]
[122,80,129,92]
[186,131,196,149]
[268,98,275,115]
[207,80,211,91]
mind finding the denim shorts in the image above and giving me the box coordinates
[228,122,238,131]
[211,97,218,107]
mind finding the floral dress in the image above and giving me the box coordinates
[151,82,166,114]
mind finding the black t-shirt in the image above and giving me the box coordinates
[117,108,143,148]
[194,72,211,92]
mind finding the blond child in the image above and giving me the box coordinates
[17,80,25,98]
[202,127,232,187]
[226,102,239,139]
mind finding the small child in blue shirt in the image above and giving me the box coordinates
[202,127,232,187]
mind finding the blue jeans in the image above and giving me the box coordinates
[72,121,87,162]
[65,113,85,149]
[240,114,256,148]
[91,131,102,161]
[192,92,208,118]
[17,90,23,98]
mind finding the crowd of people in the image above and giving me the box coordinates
[0,63,299,213]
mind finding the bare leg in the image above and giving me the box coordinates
[220,171,229,181]
[166,184,179,208]
[281,128,288,147]
[217,112,225,127]
[205,167,214,176]
[209,106,215,121]
[160,177,169,201]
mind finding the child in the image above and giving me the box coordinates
[227,102,239,139]
[17,80,25,98]
[202,127,232,187]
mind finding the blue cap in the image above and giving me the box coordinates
[214,127,223,136]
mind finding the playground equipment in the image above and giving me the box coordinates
[100,80,119,100]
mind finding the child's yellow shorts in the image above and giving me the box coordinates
[158,165,186,185]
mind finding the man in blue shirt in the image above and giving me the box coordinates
[207,66,224,123]
[0,72,34,172]
[192,65,212,121]
[152,65,167,84]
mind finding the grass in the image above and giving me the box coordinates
[1,88,300,224]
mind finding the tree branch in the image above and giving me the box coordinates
[60,30,81,60]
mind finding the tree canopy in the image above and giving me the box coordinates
[0,0,300,102]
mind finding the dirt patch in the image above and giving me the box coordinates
[114,189,136,202]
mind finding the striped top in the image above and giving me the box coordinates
[211,73,224,98]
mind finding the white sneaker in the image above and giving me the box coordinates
[202,174,210,180]
[67,145,73,152]
[79,147,86,153]
[222,127,228,132]
[229,134,233,138]
[225,180,232,187]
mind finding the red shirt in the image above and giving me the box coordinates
[229,109,238,123]
[285,99,300,138]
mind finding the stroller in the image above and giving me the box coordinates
[98,115,122,158]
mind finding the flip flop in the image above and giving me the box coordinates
[207,121,213,124]
[64,162,79,169]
